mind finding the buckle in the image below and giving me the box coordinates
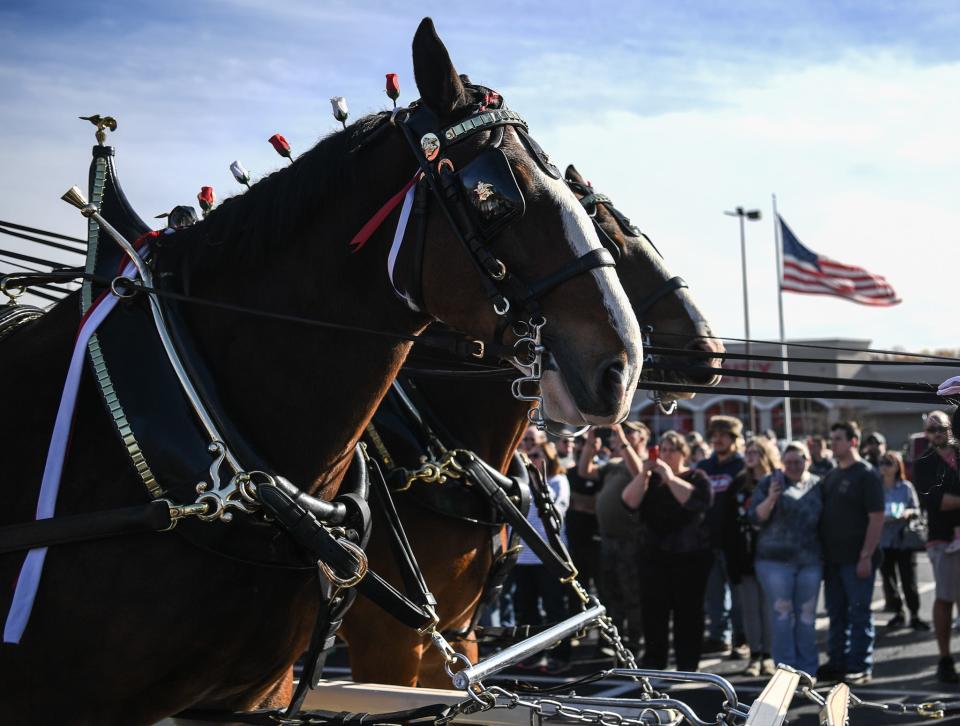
[318,537,368,589]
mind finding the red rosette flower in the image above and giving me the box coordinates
[268,133,292,161]
[385,73,400,105]
[197,186,215,216]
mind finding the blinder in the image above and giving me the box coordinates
[455,147,525,240]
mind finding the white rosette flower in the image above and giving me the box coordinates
[230,160,251,188]
[331,96,349,127]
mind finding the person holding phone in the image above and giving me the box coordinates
[579,422,649,652]
[724,436,781,677]
[877,451,927,631]
[622,431,713,671]
[750,441,823,678]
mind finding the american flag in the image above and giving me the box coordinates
[779,216,901,307]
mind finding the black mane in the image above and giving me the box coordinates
[165,111,396,269]
[163,84,493,277]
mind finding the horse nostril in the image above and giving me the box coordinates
[598,358,628,401]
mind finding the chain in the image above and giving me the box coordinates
[396,448,474,491]
[448,685,682,726]
[793,684,946,721]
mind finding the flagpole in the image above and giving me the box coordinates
[773,194,793,442]
[725,206,762,436]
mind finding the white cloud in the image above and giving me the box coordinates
[530,52,960,351]
[0,8,957,356]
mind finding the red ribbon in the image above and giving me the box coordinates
[349,172,421,253]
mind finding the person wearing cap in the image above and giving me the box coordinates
[579,422,649,651]
[697,415,746,656]
[861,432,887,468]
[914,410,960,683]
[818,421,884,685]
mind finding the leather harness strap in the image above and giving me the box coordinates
[0,501,172,554]
[455,453,576,582]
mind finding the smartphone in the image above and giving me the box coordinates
[649,445,659,463]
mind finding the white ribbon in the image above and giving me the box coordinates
[939,375,960,398]
[386,180,420,312]
[3,254,141,644]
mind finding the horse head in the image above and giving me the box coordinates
[564,165,724,407]
[407,19,642,425]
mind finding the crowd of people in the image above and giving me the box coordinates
[499,407,960,686]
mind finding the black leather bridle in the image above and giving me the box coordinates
[566,178,688,321]
[391,87,616,331]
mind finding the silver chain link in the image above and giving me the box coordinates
[447,685,685,726]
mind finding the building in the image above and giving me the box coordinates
[633,338,951,451]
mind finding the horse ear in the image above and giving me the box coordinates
[413,18,466,117]
[565,164,586,184]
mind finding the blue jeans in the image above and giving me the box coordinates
[755,560,822,675]
[706,548,743,643]
[823,562,877,673]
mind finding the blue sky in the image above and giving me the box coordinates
[1,1,959,351]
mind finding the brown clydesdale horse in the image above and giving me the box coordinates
[0,20,643,724]
[340,165,725,687]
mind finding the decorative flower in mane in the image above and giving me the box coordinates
[230,160,251,188]
[197,186,215,217]
[385,74,400,108]
[331,96,349,129]
[268,133,293,163]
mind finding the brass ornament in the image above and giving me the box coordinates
[79,115,117,145]
[420,132,440,161]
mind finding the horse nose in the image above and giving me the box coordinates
[596,356,628,407]
[686,336,724,364]
[684,337,724,384]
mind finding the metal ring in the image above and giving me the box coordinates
[444,651,473,680]
[490,259,507,281]
[658,398,678,415]
[317,537,369,588]
[238,470,273,504]
[1,278,25,300]
[110,276,137,299]
[493,297,510,316]
[437,158,454,174]
[195,492,226,522]
[545,423,590,439]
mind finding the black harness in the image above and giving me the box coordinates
[565,177,689,321]
[392,89,616,328]
[364,372,584,641]
[0,90,631,724]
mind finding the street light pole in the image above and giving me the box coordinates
[724,206,761,435]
